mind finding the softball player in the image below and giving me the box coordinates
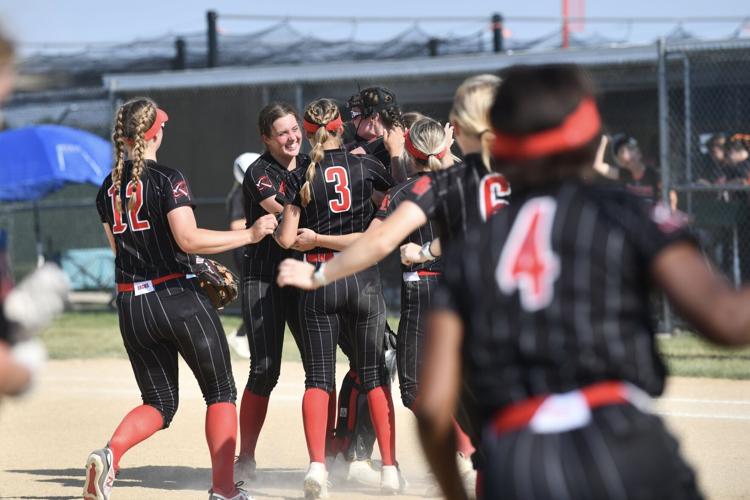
[276,77,509,495]
[274,98,401,497]
[417,63,713,500]
[374,117,449,411]
[234,102,310,482]
[84,97,276,500]
[346,85,408,183]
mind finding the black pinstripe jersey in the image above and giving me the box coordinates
[242,152,310,263]
[289,148,393,251]
[375,173,443,274]
[434,180,696,423]
[96,160,196,283]
[346,136,390,168]
[404,153,511,247]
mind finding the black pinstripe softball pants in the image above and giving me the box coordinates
[481,404,703,500]
[397,275,439,409]
[299,265,387,394]
[241,261,303,396]
[116,277,237,428]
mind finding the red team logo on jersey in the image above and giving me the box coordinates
[256,175,274,192]
[172,180,189,200]
[496,197,559,312]
[410,175,432,196]
[478,173,511,221]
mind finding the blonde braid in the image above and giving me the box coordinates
[127,105,156,210]
[300,99,341,206]
[111,106,127,213]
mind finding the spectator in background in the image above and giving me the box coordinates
[226,152,260,359]
[726,134,750,172]
[697,133,727,183]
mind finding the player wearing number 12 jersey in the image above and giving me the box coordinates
[274,98,401,497]
[86,97,275,500]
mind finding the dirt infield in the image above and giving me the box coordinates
[1,360,749,499]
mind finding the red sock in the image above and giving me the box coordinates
[206,402,238,496]
[302,388,329,463]
[325,388,337,457]
[367,385,396,466]
[238,390,269,458]
[108,405,163,471]
[453,418,475,456]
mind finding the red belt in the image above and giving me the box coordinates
[116,273,185,293]
[305,252,336,263]
[491,380,629,434]
[416,270,441,277]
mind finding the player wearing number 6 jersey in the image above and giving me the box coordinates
[86,97,276,500]
[274,98,400,497]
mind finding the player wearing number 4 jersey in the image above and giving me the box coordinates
[87,97,275,500]
[274,98,400,498]
[417,64,712,500]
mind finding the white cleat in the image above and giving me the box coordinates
[457,452,477,499]
[83,447,115,500]
[234,455,257,482]
[303,462,329,499]
[380,465,407,495]
[348,458,382,487]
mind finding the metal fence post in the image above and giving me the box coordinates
[683,56,692,213]
[657,38,674,334]
[207,10,218,68]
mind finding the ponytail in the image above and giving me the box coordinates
[301,98,342,206]
[449,74,501,171]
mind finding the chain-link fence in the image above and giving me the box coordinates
[6,38,750,323]
[657,39,750,329]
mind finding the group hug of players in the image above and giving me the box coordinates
[84,62,750,500]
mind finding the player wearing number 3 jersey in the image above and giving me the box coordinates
[274,98,400,497]
[87,97,275,500]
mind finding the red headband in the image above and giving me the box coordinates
[491,98,601,160]
[404,130,447,161]
[303,116,343,135]
[125,108,169,145]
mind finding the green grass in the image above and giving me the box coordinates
[42,313,750,379]
[657,332,750,379]
[41,312,400,363]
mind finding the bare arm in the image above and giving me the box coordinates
[653,241,750,346]
[417,310,467,500]
[102,224,116,254]
[293,229,364,252]
[167,206,277,255]
[229,219,246,231]
[260,196,284,215]
[275,204,301,249]
[592,135,619,180]
[277,201,428,289]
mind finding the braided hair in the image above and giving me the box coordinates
[349,86,404,129]
[300,98,341,206]
[111,98,158,212]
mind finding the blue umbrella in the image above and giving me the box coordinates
[0,124,111,201]
[0,124,112,265]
